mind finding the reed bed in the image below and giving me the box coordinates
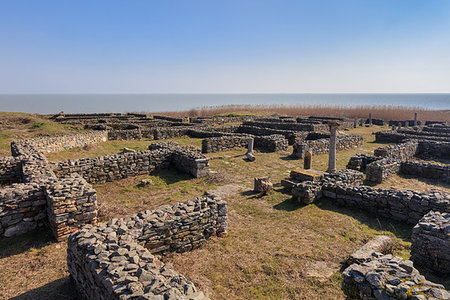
[161,104,449,121]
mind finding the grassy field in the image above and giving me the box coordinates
[0,112,81,157]
[0,114,448,299]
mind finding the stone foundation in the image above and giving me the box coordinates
[67,195,227,299]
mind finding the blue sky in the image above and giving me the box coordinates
[1,0,449,93]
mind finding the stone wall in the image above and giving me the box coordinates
[375,130,450,143]
[0,156,22,183]
[151,142,211,178]
[292,134,363,158]
[67,195,227,300]
[201,134,288,153]
[346,154,381,171]
[366,158,400,183]
[322,183,449,224]
[53,142,209,184]
[411,211,449,275]
[417,140,450,159]
[254,134,288,152]
[11,131,108,154]
[398,128,450,139]
[0,182,47,237]
[45,175,98,241]
[401,161,450,183]
[201,135,250,153]
[423,126,450,134]
[373,140,419,160]
[108,129,142,140]
[242,120,327,132]
[152,115,189,123]
[236,125,308,145]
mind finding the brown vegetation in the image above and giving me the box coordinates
[162,104,450,122]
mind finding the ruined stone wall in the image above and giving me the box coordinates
[67,195,227,300]
[292,134,363,158]
[411,211,449,275]
[254,134,288,152]
[11,131,108,154]
[366,158,400,183]
[0,156,23,183]
[243,120,327,131]
[417,140,450,159]
[53,142,210,183]
[322,183,449,224]
[108,129,142,140]
[53,150,172,183]
[153,126,192,139]
[155,143,211,178]
[236,125,308,144]
[45,175,98,241]
[201,135,250,153]
[375,130,450,143]
[398,128,450,138]
[373,140,419,160]
[0,182,47,237]
[152,115,189,123]
[423,126,450,134]
[346,154,381,171]
[401,161,450,183]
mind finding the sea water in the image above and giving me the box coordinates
[0,94,449,114]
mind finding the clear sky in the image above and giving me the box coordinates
[1,0,450,93]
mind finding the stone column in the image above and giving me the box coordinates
[327,121,339,173]
[414,112,417,127]
[353,118,357,128]
[368,113,372,126]
[246,138,255,161]
[246,138,254,154]
[304,151,312,169]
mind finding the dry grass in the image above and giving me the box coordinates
[162,104,450,122]
[0,112,81,157]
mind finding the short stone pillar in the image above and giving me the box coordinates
[254,177,273,194]
[304,151,312,169]
[368,113,372,126]
[246,138,254,154]
[414,112,418,127]
[246,138,255,161]
[353,118,357,128]
[327,121,339,173]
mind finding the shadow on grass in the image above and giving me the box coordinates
[280,155,299,161]
[316,198,414,242]
[10,277,78,300]
[396,173,450,190]
[152,168,191,185]
[273,197,305,211]
[0,227,54,259]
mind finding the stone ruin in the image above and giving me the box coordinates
[342,235,449,300]
[0,132,210,240]
[68,194,227,299]
[281,120,449,299]
[3,112,448,298]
